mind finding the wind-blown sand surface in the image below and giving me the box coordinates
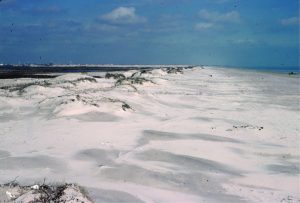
[0,67,299,202]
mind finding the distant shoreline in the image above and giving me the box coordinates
[215,65,299,74]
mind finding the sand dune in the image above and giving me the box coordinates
[0,67,299,202]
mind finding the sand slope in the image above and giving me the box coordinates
[0,67,299,202]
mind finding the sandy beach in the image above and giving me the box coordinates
[0,66,299,202]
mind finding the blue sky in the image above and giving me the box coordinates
[0,0,299,67]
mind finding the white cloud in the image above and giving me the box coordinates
[194,22,214,30]
[280,17,299,26]
[100,7,146,24]
[198,9,241,23]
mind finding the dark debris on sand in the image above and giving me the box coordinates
[0,182,93,203]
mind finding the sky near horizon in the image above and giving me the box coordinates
[0,0,299,67]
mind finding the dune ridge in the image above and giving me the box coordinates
[0,66,299,202]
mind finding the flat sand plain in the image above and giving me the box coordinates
[0,67,299,202]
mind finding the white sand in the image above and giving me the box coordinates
[0,67,299,202]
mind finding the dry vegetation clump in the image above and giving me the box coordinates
[166,67,184,74]
[39,94,132,112]
[105,73,126,80]
[121,103,131,111]
[129,70,151,78]
[103,97,133,111]
[232,125,264,131]
[104,70,155,91]
[0,80,52,93]
[140,69,153,75]
[115,77,154,86]
[72,77,97,83]
[58,94,99,107]
[0,75,96,93]
[1,181,92,203]
[114,77,153,91]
